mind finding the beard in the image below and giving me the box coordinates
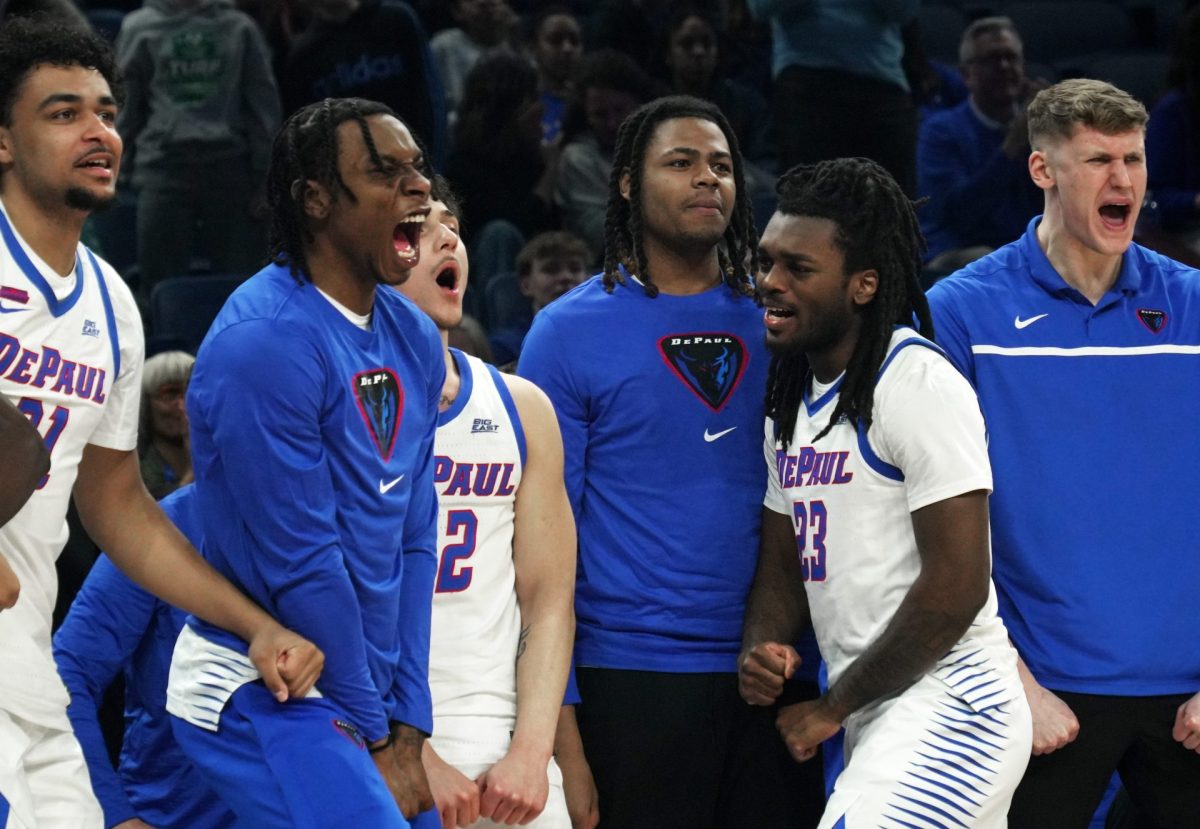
[65,186,118,213]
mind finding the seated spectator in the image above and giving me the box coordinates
[490,230,591,367]
[280,0,446,166]
[527,4,584,147]
[138,350,195,500]
[431,0,520,121]
[53,485,235,829]
[1146,4,1200,256]
[116,0,280,301]
[556,49,659,261]
[917,16,1046,272]
[447,52,560,294]
[662,7,775,193]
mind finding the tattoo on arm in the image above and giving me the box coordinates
[516,625,530,661]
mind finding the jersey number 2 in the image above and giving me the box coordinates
[435,509,478,593]
[18,397,69,489]
[792,500,828,582]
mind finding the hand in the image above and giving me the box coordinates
[1021,672,1079,755]
[246,621,323,702]
[476,746,549,825]
[775,698,841,763]
[556,748,599,829]
[375,726,435,819]
[0,554,19,611]
[738,642,800,705]
[1172,692,1200,753]
[422,743,480,828]
[113,821,156,829]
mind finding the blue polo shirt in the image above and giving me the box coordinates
[927,217,1200,696]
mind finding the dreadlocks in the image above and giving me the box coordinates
[267,97,402,283]
[764,158,932,448]
[601,95,757,298]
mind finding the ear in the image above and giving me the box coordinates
[295,178,331,220]
[518,273,534,298]
[619,168,632,203]
[0,126,14,168]
[851,269,879,307]
[1028,147,1055,192]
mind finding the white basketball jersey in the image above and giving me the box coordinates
[429,350,525,730]
[0,198,143,727]
[764,329,1018,708]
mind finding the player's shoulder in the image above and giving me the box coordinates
[1130,242,1200,297]
[876,328,967,394]
[927,238,1028,311]
[376,286,442,355]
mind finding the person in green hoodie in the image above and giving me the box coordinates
[115,0,280,302]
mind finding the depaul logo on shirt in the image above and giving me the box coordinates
[352,368,402,460]
[658,332,747,412]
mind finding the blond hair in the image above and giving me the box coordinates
[1027,78,1148,149]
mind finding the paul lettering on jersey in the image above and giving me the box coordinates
[775,446,853,489]
[0,332,108,404]
[433,455,516,497]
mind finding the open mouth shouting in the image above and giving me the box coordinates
[393,212,427,265]
[1098,200,1133,233]
[434,258,460,295]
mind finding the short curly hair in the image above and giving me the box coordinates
[0,14,122,127]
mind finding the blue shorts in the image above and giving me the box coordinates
[171,682,409,829]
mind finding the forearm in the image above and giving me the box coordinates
[824,578,977,721]
[511,598,574,760]
[741,508,810,653]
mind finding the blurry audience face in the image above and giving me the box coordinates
[149,379,188,444]
[585,87,641,152]
[1033,125,1146,258]
[453,0,512,40]
[396,199,468,332]
[963,29,1025,115]
[627,116,734,252]
[0,65,121,214]
[667,15,718,90]
[521,253,588,312]
[535,14,583,87]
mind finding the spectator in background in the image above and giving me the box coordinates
[917,17,1045,273]
[749,0,919,195]
[528,5,583,147]
[556,49,659,261]
[280,0,447,168]
[662,7,775,199]
[490,230,591,368]
[431,0,520,122]
[1146,4,1200,256]
[116,0,280,301]
[53,485,236,829]
[138,350,195,500]
[447,53,559,296]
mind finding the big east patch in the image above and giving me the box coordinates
[658,333,747,411]
[353,368,402,460]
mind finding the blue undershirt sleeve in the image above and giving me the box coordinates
[53,556,158,828]
[199,321,389,739]
[386,346,444,736]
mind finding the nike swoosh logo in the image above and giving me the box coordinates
[1014,313,1048,329]
[0,304,30,314]
[704,427,737,442]
[379,475,405,494]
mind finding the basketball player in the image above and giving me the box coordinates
[739,158,1032,828]
[520,95,819,828]
[395,182,577,829]
[927,79,1200,827]
[167,98,442,828]
[0,18,321,829]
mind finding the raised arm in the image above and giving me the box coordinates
[477,374,576,825]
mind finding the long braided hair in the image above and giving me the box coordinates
[601,95,757,298]
[764,158,932,448]
[267,97,399,283]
